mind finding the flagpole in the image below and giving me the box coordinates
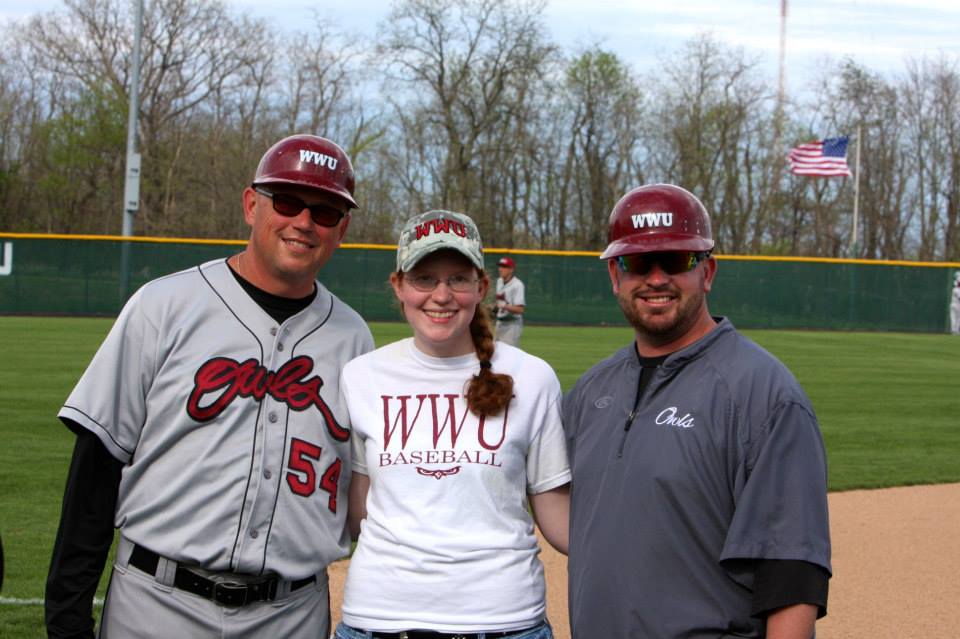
[773,0,787,172]
[850,124,862,257]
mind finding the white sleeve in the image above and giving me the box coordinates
[341,361,369,475]
[351,429,369,475]
[513,279,526,307]
[525,381,571,494]
[58,288,158,463]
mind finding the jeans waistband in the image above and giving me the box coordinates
[342,624,540,639]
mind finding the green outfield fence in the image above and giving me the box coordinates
[1,234,958,332]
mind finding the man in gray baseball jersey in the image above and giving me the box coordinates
[494,256,525,346]
[45,134,374,639]
[563,184,831,639]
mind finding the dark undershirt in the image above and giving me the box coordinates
[46,426,121,638]
[45,263,315,638]
[227,263,317,324]
[636,348,829,619]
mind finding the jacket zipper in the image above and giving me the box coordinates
[616,367,647,458]
[616,409,637,458]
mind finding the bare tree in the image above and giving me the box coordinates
[4,3,960,263]
[561,47,643,250]
[902,56,960,260]
[0,41,47,232]
[810,60,910,258]
[20,0,271,235]
[375,0,554,244]
[639,34,771,254]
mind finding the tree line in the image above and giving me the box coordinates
[1,0,959,260]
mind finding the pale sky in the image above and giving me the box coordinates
[2,0,959,92]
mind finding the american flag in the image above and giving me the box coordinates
[788,136,853,177]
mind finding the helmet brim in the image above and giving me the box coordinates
[253,177,358,210]
[599,234,715,260]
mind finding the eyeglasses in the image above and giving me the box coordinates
[616,251,711,276]
[405,273,480,293]
[253,186,346,227]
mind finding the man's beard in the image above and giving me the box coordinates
[616,283,706,344]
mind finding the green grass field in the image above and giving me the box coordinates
[2,316,959,637]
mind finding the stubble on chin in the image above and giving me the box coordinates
[617,288,704,342]
[617,290,667,333]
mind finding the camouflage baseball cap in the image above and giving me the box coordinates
[396,210,484,272]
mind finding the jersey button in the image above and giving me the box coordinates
[263,469,272,479]
[268,412,278,423]
[277,343,285,352]
[250,530,259,539]
[270,327,278,336]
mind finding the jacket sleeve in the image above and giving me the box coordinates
[45,426,123,639]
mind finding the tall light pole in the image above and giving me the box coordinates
[120,0,143,298]
[123,0,143,235]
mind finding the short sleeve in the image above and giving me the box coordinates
[720,400,832,574]
[58,289,158,463]
[526,386,571,494]
[560,382,584,468]
[514,280,526,307]
[341,361,369,475]
[351,429,369,475]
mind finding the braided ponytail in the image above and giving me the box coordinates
[465,285,514,416]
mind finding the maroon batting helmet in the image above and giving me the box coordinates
[600,184,714,259]
[253,134,357,209]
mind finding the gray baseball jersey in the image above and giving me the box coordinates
[59,259,374,579]
[495,276,525,322]
[951,283,960,334]
[562,318,831,638]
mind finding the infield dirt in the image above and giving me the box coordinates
[328,482,960,638]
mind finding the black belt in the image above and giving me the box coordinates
[128,544,315,607]
[346,626,533,639]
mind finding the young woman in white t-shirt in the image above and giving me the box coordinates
[335,210,570,639]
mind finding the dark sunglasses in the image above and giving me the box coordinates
[253,186,346,227]
[616,251,711,276]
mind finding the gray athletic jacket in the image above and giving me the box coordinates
[563,317,831,639]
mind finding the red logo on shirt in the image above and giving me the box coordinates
[381,393,508,451]
[416,466,461,479]
[186,355,347,441]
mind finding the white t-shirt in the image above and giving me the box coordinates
[341,338,570,632]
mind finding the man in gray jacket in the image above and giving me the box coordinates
[563,184,831,639]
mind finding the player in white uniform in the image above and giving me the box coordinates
[44,134,374,639]
[951,271,960,334]
[336,210,570,639]
[494,256,526,346]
